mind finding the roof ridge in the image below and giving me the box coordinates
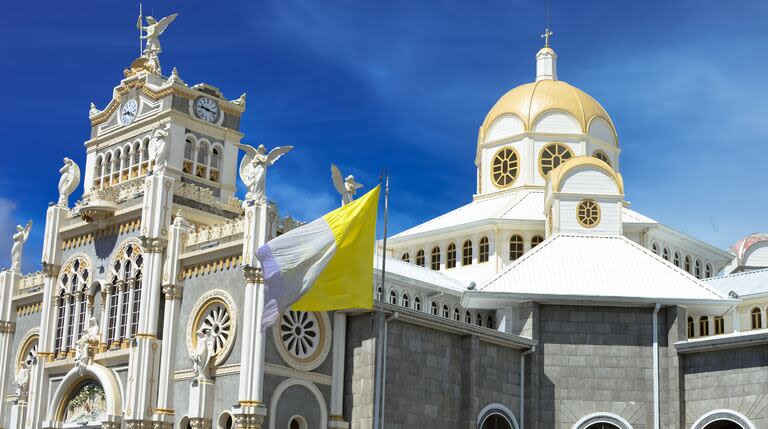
[479,232,561,290]
[704,267,768,281]
[499,189,541,218]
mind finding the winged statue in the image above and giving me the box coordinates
[235,143,293,203]
[58,157,81,207]
[137,12,178,73]
[331,164,364,206]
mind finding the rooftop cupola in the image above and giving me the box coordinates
[536,28,557,81]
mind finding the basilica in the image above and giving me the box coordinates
[0,12,766,429]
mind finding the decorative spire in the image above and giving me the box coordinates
[536,28,557,81]
[89,102,99,117]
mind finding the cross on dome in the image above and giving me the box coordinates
[541,28,554,47]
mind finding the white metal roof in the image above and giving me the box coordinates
[374,256,466,292]
[391,190,657,242]
[704,268,768,298]
[465,233,733,306]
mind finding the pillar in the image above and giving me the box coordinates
[232,200,268,429]
[329,312,349,428]
[0,270,19,428]
[124,171,174,426]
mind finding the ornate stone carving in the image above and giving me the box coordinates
[174,182,243,215]
[11,220,31,273]
[186,216,244,247]
[232,93,246,107]
[162,284,182,301]
[137,12,178,74]
[235,143,293,203]
[149,124,170,174]
[0,321,16,334]
[75,317,100,375]
[13,361,30,400]
[20,271,45,290]
[77,188,118,223]
[233,414,265,429]
[242,266,263,284]
[141,236,167,253]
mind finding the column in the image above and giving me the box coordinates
[99,288,109,352]
[124,171,173,427]
[0,270,20,427]
[329,312,349,428]
[154,212,191,428]
[71,292,82,348]
[233,200,269,429]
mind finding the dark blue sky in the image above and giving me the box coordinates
[1,1,766,272]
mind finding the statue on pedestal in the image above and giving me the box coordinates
[75,317,100,375]
[137,12,178,74]
[58,157,81,207]
[190,328,215,381]
[236,143,293,203]
[10,221,31,273]
[149,124,170,174]
[331,164,364,206]
[13,361,30,400]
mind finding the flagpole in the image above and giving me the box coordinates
[372,174,389,429]
[138,2,143,56]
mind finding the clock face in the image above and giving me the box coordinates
[194,97,219,123]
[119,99,138,125]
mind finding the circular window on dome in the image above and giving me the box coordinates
[491,147,520,188]
[186,290,238,368]
[539,143,574,178]
[273,310,331,371]
[592,150,612,167]
[576,199,601,228]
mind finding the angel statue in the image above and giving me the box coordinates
[331,164,364,206]
[10,221,31,273]
[58,157,81,207]
[190,328,215,381]
[137,12,178,73]
[13,361,30,400]
[75,317,100,375]
[149,124,169,174]
[235,143,293,203]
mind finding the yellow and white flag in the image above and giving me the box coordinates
[258,186,380,327]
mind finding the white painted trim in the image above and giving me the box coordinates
[268,378,327,429]
[572,412,632,429]
[43,363,123,426]
[477,402,520,429]
[690,409,756,429]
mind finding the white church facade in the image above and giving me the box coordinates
[0,13,766,429]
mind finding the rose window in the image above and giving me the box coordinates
[491,148,520,188]
[199,303,231,355]
[280,311,320,359]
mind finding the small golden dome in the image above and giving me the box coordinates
[479,79,617,144]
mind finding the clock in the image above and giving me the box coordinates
[194,97,219,123]
[119,99,138,125]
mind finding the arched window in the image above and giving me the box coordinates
[479,236,490,263]
[699,316,709,336]
[401,252,410,263]
[531,235,544,248]
[684,256,692,273]
[539,143,574,177]
[54,257,91,358]
[140,139,150,173]
[183,138,194,174]
[415,249,425,267]
[431,246,441,270]
[453,307,461,321]
[673,251,680,267]
[94,156,103,188]
[751,307,762,330]
[107,282,120,345]
[446,243,457,269]
[662,247,669,261]
[687,316,694,338]
[694,259,702,279]
[196,142,209,178]
[209,146,222,182]
[651,243,658,255]
[376,285,382,301]
[388,289,398,305]
[54,290,66,355]
[431,301,438,316]
[442,304,449,318]
[401,292,410,308]
[107,241,144,349]
[486,315,494,329]
[704,263,712,278]
[480,413,513,429]
[714,316,724,335]
[414,296,422,311]
[465,311,472,323]
[592,150,612,167]
[509,235,524,261]
[462,240,473,265]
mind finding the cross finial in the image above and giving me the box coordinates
[541,28,553,47]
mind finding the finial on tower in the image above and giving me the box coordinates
[541,28,554,47]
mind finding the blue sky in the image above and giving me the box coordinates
[1,1,766,272]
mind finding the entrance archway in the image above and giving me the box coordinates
[573,412,632,429]
[43,363,123,428]
[702,421,744,429]
[691,410,755,429]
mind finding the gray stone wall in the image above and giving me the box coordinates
[345,312,523,429]
[535,305,658,429]
[682,345,768,429]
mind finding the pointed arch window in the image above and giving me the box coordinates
[388,289,398,305]
[685,256,692,273]
[442,304,449,318]
[431,246,441,270]
[54,257,91,358]
[465,311,472,323]
[446,243,457,269]
[687,316,694,338]
[462,240,473,265]
[651,243,659,255]
[694,259,702,279]
[509,235,524,261]
[401,293,410,308]
[531,235,544,248]
[431,301,438,316]
[401,252,410,263]
[107,241,144,349]
[479,236,490,263]
[183,138,195,174]
[415,249,425,267]
[486,315,495,329]
[413,296,422,311]
[453,307,461,321]
[662,247,669,261]
[714,316,724,335]
[704,263,712,278]
[699,316,709,336]
[673,251,680,267]
[476,313,483,326]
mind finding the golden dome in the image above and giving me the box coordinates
[479,79,617,143]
